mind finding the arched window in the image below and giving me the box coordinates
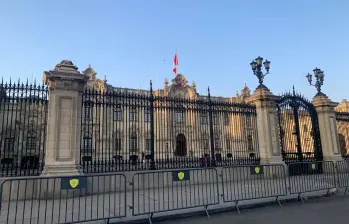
[83,133,92,153]
[26,131,37,150]
[130,133,137,151]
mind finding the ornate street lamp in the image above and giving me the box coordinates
[250,56,270,89]
[306,67,325,96]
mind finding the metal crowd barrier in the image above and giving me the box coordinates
[131,168,219,224]
[0,173,127,224]
[221,164,287,213]
[335,160,349,194]
[288,161,336,203]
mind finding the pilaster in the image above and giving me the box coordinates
[312,95,342,162]
[41,60,89,176]
[246,87,284,165]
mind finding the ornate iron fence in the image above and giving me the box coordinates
[0,80,48,177]
[80,83,259,173]
[335,112,349,159]
[276,89,322,164]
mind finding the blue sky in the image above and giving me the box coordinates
[0,0,348,101]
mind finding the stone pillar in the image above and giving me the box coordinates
[246,87,284,164]
[41,60,89,176]
[312,95,342,162]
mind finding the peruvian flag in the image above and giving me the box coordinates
[172,53,178,75]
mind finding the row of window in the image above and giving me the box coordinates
[83,133,149,153]
[82,134,254,152]
[84,106,254,126]
[1,134,37,152]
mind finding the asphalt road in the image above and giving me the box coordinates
[159,195,349,224]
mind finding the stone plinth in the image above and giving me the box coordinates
[312,94,342,162]
[246,87,284,165]
[42,60,89,176]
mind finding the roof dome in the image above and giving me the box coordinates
[83,64,97,75]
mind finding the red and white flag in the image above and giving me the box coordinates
[172,53,178,75]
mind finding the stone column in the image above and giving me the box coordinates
[312,94,342,162]
[41,60,89,176]
[246,87,284,164]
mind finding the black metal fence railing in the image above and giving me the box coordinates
[0,173,127,224]
[335,112,349,159]
[131,168,219,222]
[221,164,287,213]
[80,83,259,173]
[288,161,336,202]
[0,80,48,177]
[335,160,349,194]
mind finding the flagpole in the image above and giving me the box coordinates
[176,48,178,75]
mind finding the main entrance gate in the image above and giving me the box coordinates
[276,89,322,164]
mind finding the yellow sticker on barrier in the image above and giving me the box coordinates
[255,167,260,174]
[311,164,316,170]
[69,179,79,189]
[178,172,185,180]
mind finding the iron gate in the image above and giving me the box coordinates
[276,89,322,164]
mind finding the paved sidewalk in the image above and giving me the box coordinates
[160,195,349,224]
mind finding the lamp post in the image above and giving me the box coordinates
[250,56,270,90]
[306,67,325,96]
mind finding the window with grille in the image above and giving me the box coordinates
[84,103,92,120]
[200,113,207,124]
[303,124,308,132]
[130,108,136,121]
[26,131,36,150]
[247,135,253,152]
[224,113,230,125]
[83,133,92,153]
[114,106,122,121]
[203,139,209,149]
[175,109,185,123]
[145,139,151,153]
[4,138,15,152]
[130,133,137,150]
[246,115,252,128]
[226,139,231,150]
[214,135,220,149]
[114,138,121,151]
[213,113,219,125]
[144,109,151,122]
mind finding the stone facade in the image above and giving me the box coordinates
[81,65,259,162]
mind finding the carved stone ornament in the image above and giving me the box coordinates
[172,74,188,87]
[43,60,89,91]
